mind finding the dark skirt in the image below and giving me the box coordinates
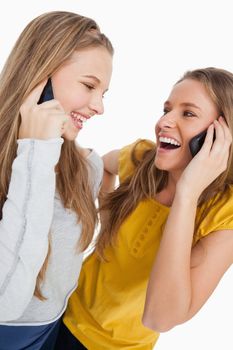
[54,321,87,350]
[0,318,61,350]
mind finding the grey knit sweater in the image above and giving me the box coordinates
[0,138,103,325]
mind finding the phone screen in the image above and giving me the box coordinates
[38,78,54,104]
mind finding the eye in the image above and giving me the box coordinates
[163,108,170,115]
[102,91,108,99]
[83,83,95,90]
[184,111,196,118]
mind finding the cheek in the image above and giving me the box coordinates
[63,89,86,107]
[52,72,89,110]
[154,123,160,137]
[55,85,88,111]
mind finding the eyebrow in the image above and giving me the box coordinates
[164,101,201,110]
[82,74,100,83]
[181,102,201,110]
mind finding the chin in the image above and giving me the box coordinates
[155,159,180,172]
[154,157,168,171]
[62,130,80,141]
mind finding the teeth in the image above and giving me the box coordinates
[79,116,87,122]
[71,112,87,122]
[159,136,181,146]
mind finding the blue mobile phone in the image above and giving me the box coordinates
[189,129,216,157]
[38,78,54,104]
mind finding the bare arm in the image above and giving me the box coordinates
[143,191,233,332]
[101,150,120,194]
[143,118,233,332]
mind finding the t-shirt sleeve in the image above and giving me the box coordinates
[118,139,155,184]
[195,186,233,242]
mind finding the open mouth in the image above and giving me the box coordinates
[70,111,88,129]
[159,136,181,150]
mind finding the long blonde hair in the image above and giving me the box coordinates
[0,11,113,299]
[96,67,233,257]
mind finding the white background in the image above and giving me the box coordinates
[1,1,233,349]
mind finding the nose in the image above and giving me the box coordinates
[157,113,177,129]
[89,94,104,115]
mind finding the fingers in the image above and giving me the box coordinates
[205,117,232,173]
[61,116,69,134]
[198,123,215,154]
[218,116,232,144]
[211,117,232,154]
[39,99,62,110]
[22,79,48,107]
[183,117,232,194]
[201,117,232,155]
[18,78,71,140]
[20,78,64,118]
[196,117,232,171]
[216,117,232,169]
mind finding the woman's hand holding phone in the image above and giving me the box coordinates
[177,117,232,201]
[18,79,68,140]
[189,129,216,157]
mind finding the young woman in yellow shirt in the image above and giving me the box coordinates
[55,67,233,350]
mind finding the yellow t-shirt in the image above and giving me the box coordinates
[64,139,233,350]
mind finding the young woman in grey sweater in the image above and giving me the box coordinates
[0,10,113,350]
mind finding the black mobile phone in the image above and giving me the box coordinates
[38,78,54,104]
[189,129,216,157]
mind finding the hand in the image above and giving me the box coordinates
[18,80,68,140]
[177,117,232,200]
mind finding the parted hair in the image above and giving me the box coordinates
[0,11,113,299]
[96,67,233,257]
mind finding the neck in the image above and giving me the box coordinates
[155,171,181,207]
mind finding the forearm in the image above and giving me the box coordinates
[100,149,119,195]
[98,170,116,223]
[100,169,116,194]
[0,138,63,321]
[143,192,198,331]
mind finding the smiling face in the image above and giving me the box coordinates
[155,78,219,177]
[51,46,113,140]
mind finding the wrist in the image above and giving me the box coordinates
[175,184,199,206]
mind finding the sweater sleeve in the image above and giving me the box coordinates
[0,138,63,321]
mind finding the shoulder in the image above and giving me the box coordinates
[119,139,155,183]
[119,139,155,161]
[204,185,233,218]
[78,147,92,158]
[195,185,233,242]
[102,149,120,175]
[76,145,102,168]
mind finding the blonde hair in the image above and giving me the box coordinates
[0,11,113,299]
[96,67,233,257]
